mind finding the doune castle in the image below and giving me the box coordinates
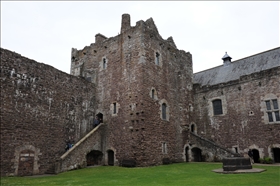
[1,14,279,176]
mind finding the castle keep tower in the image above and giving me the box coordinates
[70,14,193,166]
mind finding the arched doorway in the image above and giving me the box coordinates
[86,150,103,166]
[107,150,114,166]
[252,149,260,163]
[96,113,103,123]
[185,147,189,162]
[18,150,35,176]
[192,147,202,162]
[273,148,280,163]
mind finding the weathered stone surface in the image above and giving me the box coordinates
[70,14,193,167]
[1,14,279,177]
[222,157,252,171]
[193,65,280,160]
[0,48,95,176]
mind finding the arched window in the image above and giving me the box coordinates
[212,99,223,115]
[162,103,167,120]
[103,58,107,69]
[152,89,155,99]
[155,52,160,65]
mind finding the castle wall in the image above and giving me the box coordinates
[0,48,95,176]
[193,66,280,159]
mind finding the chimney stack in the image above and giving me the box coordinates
[121,14,131,33]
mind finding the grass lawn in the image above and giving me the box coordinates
[1,163,279,186]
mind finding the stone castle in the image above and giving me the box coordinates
[1,14,279,176]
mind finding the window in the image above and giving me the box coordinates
[155,52,160,65]
[113,103,116,114]
[103,58,107,69]
[212,99,223,115]
[152,89,155,99]
[162,142,167,154]
[162,103,167,120]
[265,99,280,122]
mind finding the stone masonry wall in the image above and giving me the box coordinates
[70,14,194,166]
[0,48,95,176]
[193,66,280,159]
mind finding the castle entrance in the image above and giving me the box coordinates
[273,148,280,163]
[252,149,260,163]
[86,150,103,166]
[18,150,34,176]
[192,147,202,162]
[107,150,114,166]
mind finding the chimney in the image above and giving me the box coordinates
[121,14,131,33]
[222,52,232,66]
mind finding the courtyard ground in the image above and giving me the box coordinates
[1,162,279,186]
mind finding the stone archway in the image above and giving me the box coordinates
[192,147,202,162]
[107,150,114,166]
[252,149,260,163]
[14,145,40,176]
[18,149,35,176]
[86,150,103,166]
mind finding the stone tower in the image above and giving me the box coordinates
[70,14,193,166]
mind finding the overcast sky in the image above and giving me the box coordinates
[1,1,279,74]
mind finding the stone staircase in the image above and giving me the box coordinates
[55,124,105,174]
[190,132,241,161]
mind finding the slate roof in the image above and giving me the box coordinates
[193,47,280,86]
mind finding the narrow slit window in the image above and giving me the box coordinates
[162,103,167,120]
[113,103,116,114]
[103,58,107,69]
[152,89,155,99]
[156,52,160,65]
[162,142,167,154]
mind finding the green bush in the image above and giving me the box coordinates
[259,157,273,164]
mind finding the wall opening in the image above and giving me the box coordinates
[155,52,160,65]
[273,148,280,163]
[86,150,103,166]
[152,89,155,99]
[107,150,114,166]
[162,142,167,154]
[103,58,107,69]
[252,149,260,163]
[162,103,167,120]
[96,112,103,123]
[113,103,116,114]
[191,124,195,133]
[192,147,202,162]
[185,146,189,162]
[18,150,35,176]
[212,99,223,115]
